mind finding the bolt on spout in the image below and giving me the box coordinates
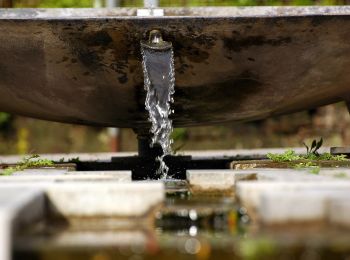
[141,30,172,51]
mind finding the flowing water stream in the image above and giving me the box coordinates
[141,31,175,178]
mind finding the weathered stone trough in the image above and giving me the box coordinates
[1,7,350,129]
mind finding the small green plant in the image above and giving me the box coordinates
[267,138,347,173]
[267,149,301,162]
[303,138,323,157]
[2,154,54,176]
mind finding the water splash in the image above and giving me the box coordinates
[141,31,175,179]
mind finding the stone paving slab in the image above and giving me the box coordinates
[318,168,350,179]
[236,181,350,217]
[0,171,132,183]
[46,182,164,218]
[259,190,350,224]
[12,169,69,176]
[329,198,350,228]
[187,170,235,193]
[0,181,163,218]
[0,179,164,259]
[233,168,332,182]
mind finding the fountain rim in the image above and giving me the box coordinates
[1,6,350,20]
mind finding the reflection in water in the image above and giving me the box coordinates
[13,182,349,260]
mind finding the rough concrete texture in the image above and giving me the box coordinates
[0,176,162,259]
[328,198,350,228]
[233,168,332,182]
[187,170,235,192]
[0,171,132,183]
[259,190,350,224]
[318,168,350,179]
[46,182,164,218]
[236,173,350,225]
[12,169,68,176]
[236,181,350,217]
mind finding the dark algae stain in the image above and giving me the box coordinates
[173,70,263,124]
[84,31,113,47]
[224,35,292,52]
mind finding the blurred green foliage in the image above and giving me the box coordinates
[38,0,92,7]
[0,112,9,126]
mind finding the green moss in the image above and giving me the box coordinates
[267,151,346,163]
[267,139,347,173]
[2,154,54,176]
[267,149,301,162]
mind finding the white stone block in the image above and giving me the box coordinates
[256,189,350,224]
[255,169,330,181]
[46,182,164,218]
[329,198,350,227]
[67,171,132,181]
[12,168,68,176]
[236,181,350,215]
[187,170,235,192]
[319,168,350,179]
[0,171,131,183]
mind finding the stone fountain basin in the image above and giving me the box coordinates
[0,7,350,128]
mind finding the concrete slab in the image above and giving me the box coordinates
[67,170,132,181]
[0,171,132,183]
[12,168,68,176]
[318,168,350,179]
[254,169,331,181]
[259,190,350,224]
[186,170,235,193]
[46,182,164,218]
[236,181,350,216]
[329,198,350,228]
[227,168,334,183]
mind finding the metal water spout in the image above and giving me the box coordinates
[141,30,172,51]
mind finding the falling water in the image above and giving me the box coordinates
[141,30,175,179]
